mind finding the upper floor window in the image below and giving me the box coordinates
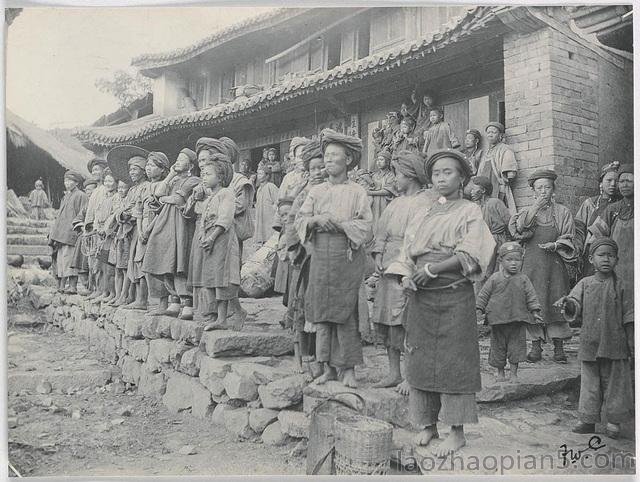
[370,8,405,51]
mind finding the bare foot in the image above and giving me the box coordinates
[315,368,337,385]
[342,368,358,388]
[203,320,230,331]
[414,426,439,447]
[395,380,410,396]
[230,309,247,332]
[433,427,466,458]
[123,301,147,311]
[147,307,169,317]
[373,374,403,388]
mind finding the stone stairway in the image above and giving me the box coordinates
[7,217,53,267]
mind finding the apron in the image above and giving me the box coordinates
[612,216,634,293]
[522,223,570,327]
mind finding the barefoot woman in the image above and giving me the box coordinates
[387,149,495,457]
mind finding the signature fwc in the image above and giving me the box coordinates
[559,436,607,466]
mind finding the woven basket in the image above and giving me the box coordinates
[334,412,393,475]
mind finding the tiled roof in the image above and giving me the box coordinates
[76,6,498,148]
[131,8,308,72]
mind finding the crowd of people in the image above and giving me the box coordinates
[46,119,634,457]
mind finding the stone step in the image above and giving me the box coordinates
[7,234,49,246]
[6,216,54,228]
[7,225,51,235]
[21,255,53,267]
[7,245,51,256]
[200,330,294,358]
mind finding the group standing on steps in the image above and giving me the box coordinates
[46,118,634,459]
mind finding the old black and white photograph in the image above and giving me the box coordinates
[4,3,636,478]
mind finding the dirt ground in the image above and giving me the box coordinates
[7,296,636,477]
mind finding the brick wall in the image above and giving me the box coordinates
[503,26,633,213]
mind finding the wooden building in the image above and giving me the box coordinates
[75,6,633,211]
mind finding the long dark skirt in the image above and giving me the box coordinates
[70,236,89,273]
[405,281,481,394]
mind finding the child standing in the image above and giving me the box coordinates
[29,179,50,220]
[367,149,397,231]
[254,167,279,245]
[295,128,373,388]
[93,169,118,302]
[476,242,543,381]
[273,197,294,302]
[48,171,88,293]
[107,179,130,305]
[198,157,240,332]
[421,107,460,159]
[556,237,633,438]
[71,178,97,295]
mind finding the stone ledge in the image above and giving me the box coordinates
[200,330,293,358]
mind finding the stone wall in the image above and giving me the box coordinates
[35,287,312,446]
[503,25,633,213]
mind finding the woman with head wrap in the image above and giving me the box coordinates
[461,129,483,175]
[476,122,518,214]
[574,161,621,278]
[294,128,373,388]
[509,169,577,363]
[142,148,200,319]
[48,170,89,294]
[467,175,512,281]
[590,163,634,294]
[257,146,284,186]
[105,147,150,306]
[283,140,326,374]
[371,150,434,391]
[368,149,398,231]
[278,137,310,202]
[386,149,495,458]
[123,151,170,311]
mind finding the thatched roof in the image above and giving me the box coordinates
[6,109,92,176]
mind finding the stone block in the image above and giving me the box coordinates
[162,372,214,418]
[231,362,290,385]
[128,339,150,362]
[170,319,204,345]
[112,308,128,330]
[261,421,289,446]
[198,355,272,397]
[29,285,54,309]
[258,374,309,409]
[120,356,143,385]
[146,339,174,373]
[138,370,167,398]
[169,341,191,369]
[211,403,229,425]
[200,330,293,358]
[142,315,173,339]
[224,407,255,439]
[178,347,202,377]
[223,371,258,401]
[123,315,144,339]
[249,408,279,434]
[278,410,309,439]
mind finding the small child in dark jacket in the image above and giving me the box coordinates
[555,237,633,439]
[476,241,543,380]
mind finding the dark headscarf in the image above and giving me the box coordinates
[376,149,392,164]
[179,148,197,165]
[147,152,170,170]
[300,140,322,167]
[466,129,482,142]
[485,121,505,133]
[219,137,240,165]
[589,237,618,257]
[128,156,147,171]
[618,163,634,177]
[498,241,524,258]
[87,158,107,173]
[528,169,557,187]
[599,161,620,181]
[196,137,226,157]
[425,149,472,184]
[391,150,421,183]
[320,128,362,167]
[64,170,84,185]
[471,176,493,196]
